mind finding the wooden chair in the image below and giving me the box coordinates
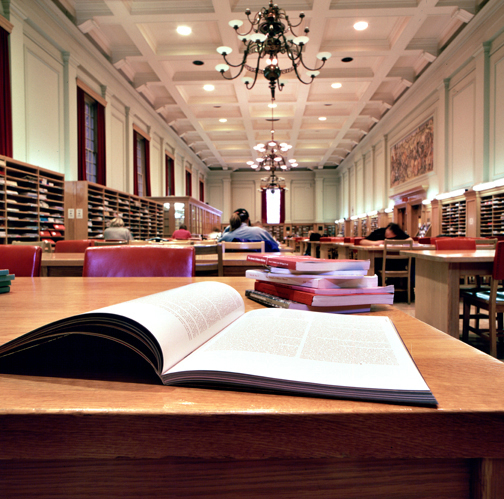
[12,240,52,253]
[462,241,504,357]
[379,240,413,304]
[194,243,223,276]
[83,246,195,277]
[55,240,95,253]
[0,245,42,277]
[221,241,265,253]
[93,240,129,247]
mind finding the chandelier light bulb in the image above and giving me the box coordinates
[269,141,276,147]
[293,36,309,46]
[316,52,332,61]
[215,63,230,73]
[289,159,296,163]
[229,19,244,29]
[216,46,232,55]
[274,156,282,162]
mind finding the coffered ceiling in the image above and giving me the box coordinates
[57,0,480,171]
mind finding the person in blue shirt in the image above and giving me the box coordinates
[218,208,280,252]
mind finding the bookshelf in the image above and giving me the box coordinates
[65,181,164,240]
[479,191,504,237]
[150,196,222,237]
[440,198,466,236]
[0,156,65,244]
[263,224,283,241]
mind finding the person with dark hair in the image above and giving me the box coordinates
[172,224,192,240]
[218,208,279,252]
[360,222,411,246]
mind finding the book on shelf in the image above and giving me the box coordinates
[254,281,394,307]
[245,269,379,289]
[0,281,436,406]
[246,254,370,272]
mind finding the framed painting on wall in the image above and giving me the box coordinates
[390,117,434,187]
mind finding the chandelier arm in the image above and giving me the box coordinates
[290,61,316,85]
[244,55,263,91]
[297,55,328,72]
[284,13,305,29]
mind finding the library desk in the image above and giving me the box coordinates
[2,277,504,498]
[352,243,433,276]
[401,249,495,338]
[41,251,292,277]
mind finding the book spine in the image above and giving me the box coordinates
[254,281,314,305]
[245,254,270,264]
[245,290,291,308]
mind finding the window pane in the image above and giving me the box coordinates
[84,98,97,183]
[266,189,281,224]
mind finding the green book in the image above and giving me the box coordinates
[0,274,15,283]
[0,269,9,276]
[0,286,10,294]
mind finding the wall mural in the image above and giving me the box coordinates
[390,117,434,187]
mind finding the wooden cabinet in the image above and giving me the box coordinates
[440,198,466,236]
[150,196,222,237]
[0,156,65,244]
[65,181,164,240]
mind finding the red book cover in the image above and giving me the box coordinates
[254,281,317,305]
[246,254,369,272]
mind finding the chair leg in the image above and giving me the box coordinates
[462,299,470,342]
[489,303,497,357]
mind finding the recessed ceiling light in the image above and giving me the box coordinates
[219,118,227,122]
[353,21,368,31]
[268,103,277,108]
[331,82,342,89]
[203,84,215,91]
[177,26,192,36]
[193,60,204,66]
[342,57,353,63]
[319,117,327,121]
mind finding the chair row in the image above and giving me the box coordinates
[0,243,229,277]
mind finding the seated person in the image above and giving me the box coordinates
[103,217,133,241]
[171,224,192,240]
[218,208,280,252]
[360,223,411,246]
[304,230,321,257]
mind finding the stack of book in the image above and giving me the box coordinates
[245,255,394,313]
[0,270,15,294]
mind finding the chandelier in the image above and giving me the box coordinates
[248,99,295,192]
[215,1,331,99]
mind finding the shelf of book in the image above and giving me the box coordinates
[65,181,164,240]
[440,197,466,236]
[479,190,504,237]
[150,196,222,237]
[0,156,65,245]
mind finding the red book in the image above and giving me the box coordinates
[246,254,370,272]
[254,281,394,307]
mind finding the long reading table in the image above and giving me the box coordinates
[2,277,504,498]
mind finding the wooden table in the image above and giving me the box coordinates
[401,249,495,339]
[41,251,292,277]
[2,277,504,498]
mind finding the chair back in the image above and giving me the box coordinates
[55,239,95,253]
[93,240,129,247]
[83,246,195,277]
[12,240,52,253]
[493,241,504,281]
[221,241,265,253]
[435,238,476,250]
[0,245,42,277]
[194,244,223,276]
[475,238,498,248]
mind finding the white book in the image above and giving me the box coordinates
[246,269,379,289]
[0,281,436,406]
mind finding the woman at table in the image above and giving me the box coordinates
[171,224,192,240]
[103,217,133,241]
[218,209,280,252]
[360,223,412,246]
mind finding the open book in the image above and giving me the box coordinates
[0,281,437,406]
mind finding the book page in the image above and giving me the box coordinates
[89,282,244,373]
[167,308,429,392]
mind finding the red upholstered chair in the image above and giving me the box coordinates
[0,245,42,277]
[462,241,504,357]
[83,246,195,277]
[55,240,95,253]
[435,238,476,250]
